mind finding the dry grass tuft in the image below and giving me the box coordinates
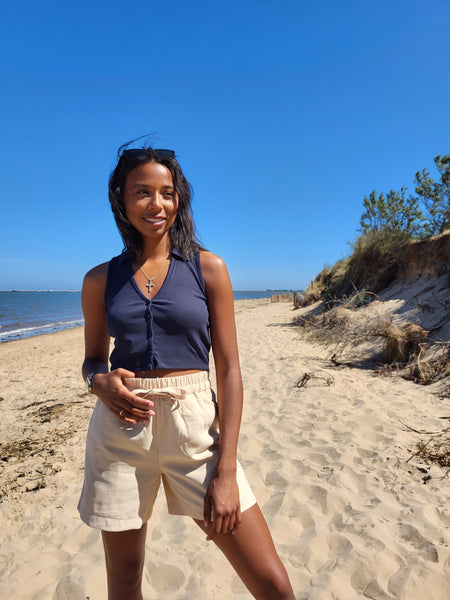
[303,279,326,304]
[415,435,450,469]
[404,421,450,471]
[295,286,449,398]
[302,231,450,308]
[380,321,429,363]
[296,298,429,364]
[298,299,429,365]
[404,342,450,386]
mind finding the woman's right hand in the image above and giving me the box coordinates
[81,265,153,424]
[91,368,155,424]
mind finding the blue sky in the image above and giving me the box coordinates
[1,0,449,290]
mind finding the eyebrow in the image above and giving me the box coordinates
[131,183,175,189]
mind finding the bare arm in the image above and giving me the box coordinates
[200,251,243,538]
[81,263,110,381]
[81,263,154,423]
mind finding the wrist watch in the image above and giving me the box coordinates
[86,373,96,394]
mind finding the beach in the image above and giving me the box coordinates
[0,298,449,599]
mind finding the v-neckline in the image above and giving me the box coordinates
[128,253,174,303]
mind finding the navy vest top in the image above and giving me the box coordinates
[105,249,210,371]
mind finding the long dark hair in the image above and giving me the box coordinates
[108,141,203,261]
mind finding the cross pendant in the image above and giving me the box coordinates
[146,277,156,292]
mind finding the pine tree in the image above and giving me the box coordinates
[360,187,426,238]
[414,154,450,235]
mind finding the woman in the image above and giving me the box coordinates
[78,143,295,600]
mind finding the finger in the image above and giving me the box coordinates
[117,407,138,424]
[213,515,223,538]
[220,515,231,535]
[117,385,157,414]
[117,401,151,423]
[226,513,235,534]
[112,370,148,405]
[206,511,220,542]
[127,402,155,418]
[115,387,155,414]
[232,508,242,535]
[203,496,212,529]
[128,391,155,411]
[116,368,136,378]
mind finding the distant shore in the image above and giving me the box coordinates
[0,291,280,342]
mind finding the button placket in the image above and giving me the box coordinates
[144,302,156,369]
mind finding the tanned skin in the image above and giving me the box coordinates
[82,161,295,599]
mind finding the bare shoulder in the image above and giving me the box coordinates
[85,261,109,282]
[82,263,111,358]
[82,261,109,300]
[199,251,232,300]
[199,252,236,351]
[199,250,228,280]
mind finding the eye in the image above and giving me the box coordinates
[163,190,175,198]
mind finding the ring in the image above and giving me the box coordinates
[119,409,124,417]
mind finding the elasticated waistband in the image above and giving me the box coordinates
[124,370,210,393]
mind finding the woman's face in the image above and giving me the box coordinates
[123,161,179,243]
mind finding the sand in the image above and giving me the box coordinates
[0,298,449,599]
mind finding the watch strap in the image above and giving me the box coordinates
[86,373,96,394]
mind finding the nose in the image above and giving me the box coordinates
[148,193,163,210]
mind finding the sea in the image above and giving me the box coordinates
[0,290,277,342]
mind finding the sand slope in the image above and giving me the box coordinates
[0,300,449,599]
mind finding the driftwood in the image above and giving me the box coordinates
[401,419,450,475]
[296,371,335,388]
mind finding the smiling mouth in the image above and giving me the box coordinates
[143,216,166,225]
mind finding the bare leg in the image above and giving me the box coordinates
[194,504,295,600]
[101,523,147,600]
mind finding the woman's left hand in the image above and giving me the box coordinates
[203,471,241,540]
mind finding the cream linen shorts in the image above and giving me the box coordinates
[78,371,256,531]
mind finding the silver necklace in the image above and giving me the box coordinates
[139,265,156,293]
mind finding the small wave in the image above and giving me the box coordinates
[0,319,84,341]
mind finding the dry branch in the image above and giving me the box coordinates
[296,371,335,388]
[401,420,450,470]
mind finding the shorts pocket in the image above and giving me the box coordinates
[176,390,219,457]
[89,399,149,456]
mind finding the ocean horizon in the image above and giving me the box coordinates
[0,290,291,342]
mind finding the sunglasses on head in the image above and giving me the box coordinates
[121,148,175,160]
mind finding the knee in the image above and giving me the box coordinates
[258,564,294,600]
[105,554,145,593]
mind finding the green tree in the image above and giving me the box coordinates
[360,187,426,238]
[414,154,450,235]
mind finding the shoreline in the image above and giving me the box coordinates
[1,299,449,599]
[0,323,85,345]
[0,296,274,344]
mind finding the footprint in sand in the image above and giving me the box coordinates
[145,563,186,596]
[262,490,286,516]
[387,563,412,598]
[398,524,439,562]
[364,579,396,600]
[297,525,330,572]
[53,575,86,599]
[444,554,450,574]
[351,564,396,599]
[327,532,353,558]
[292,484,328,515]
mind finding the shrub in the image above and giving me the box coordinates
[303,230,409,303]
[341,229,409,294]
[380,321,429,363]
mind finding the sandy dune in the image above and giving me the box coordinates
[0,299,449,599]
